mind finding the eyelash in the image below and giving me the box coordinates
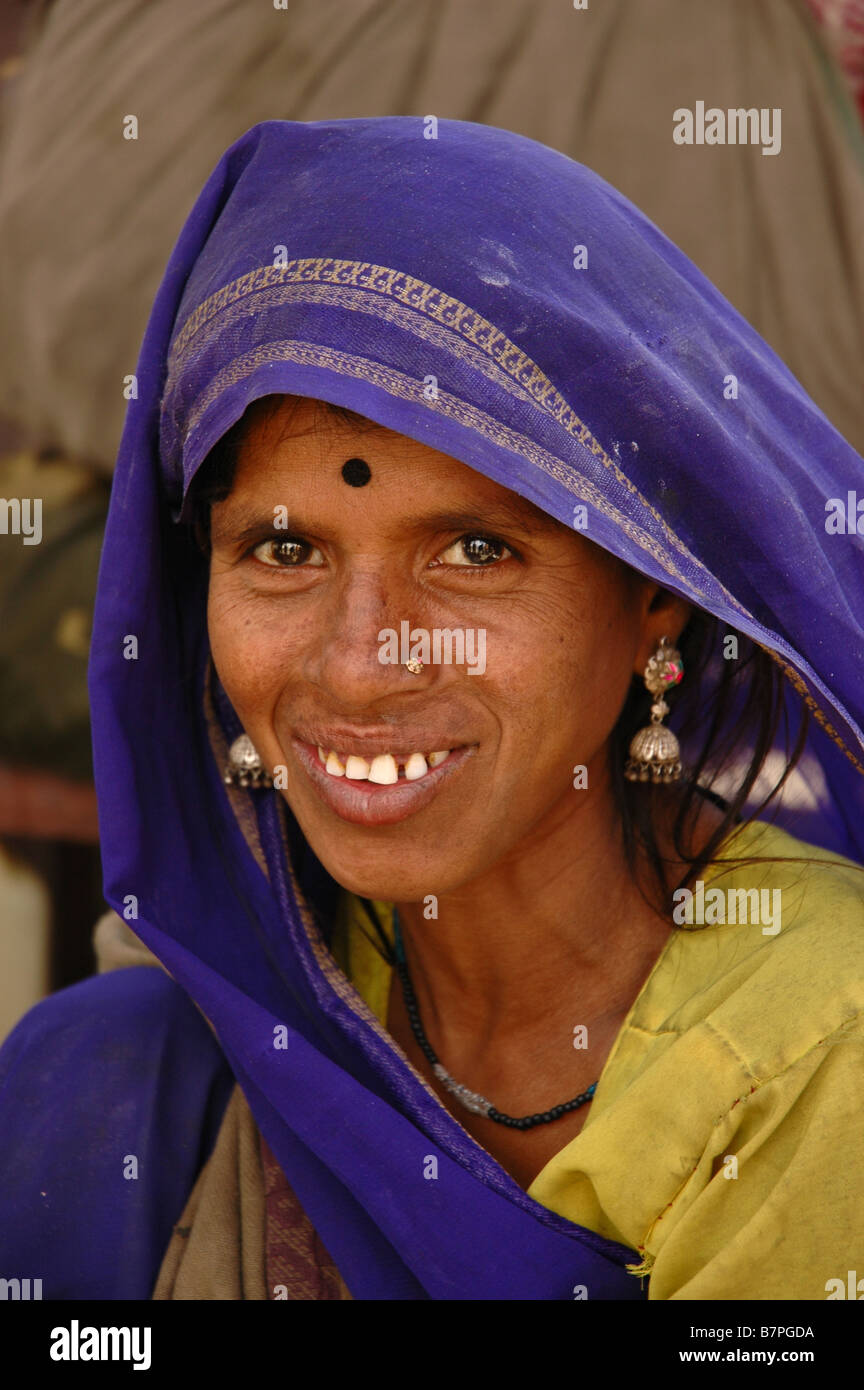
[247,534,518,572]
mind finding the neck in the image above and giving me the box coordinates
[393,771,681,1054]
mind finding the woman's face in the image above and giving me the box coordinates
[208,397,687,899]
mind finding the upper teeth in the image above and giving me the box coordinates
[317,746,450,782]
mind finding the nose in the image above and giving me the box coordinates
[304,565,431,710]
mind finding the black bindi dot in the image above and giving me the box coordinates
[341,457,372,487]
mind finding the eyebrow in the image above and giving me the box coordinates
[401,504,558,537]
[213,500,559,546]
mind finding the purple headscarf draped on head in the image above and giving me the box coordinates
[3,119,862,1300]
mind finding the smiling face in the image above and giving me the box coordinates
[206,395,685,901]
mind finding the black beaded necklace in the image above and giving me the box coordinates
[392,911,597,1131]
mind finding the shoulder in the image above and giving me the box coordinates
[712,820,864,970]
[713,817,864,891]
[4,959,200,1049]
[660,819,864,1076]
[0,964,230,1098]
[0,967,234,1299]
[549,824,864,1296]
[675,818,864,974]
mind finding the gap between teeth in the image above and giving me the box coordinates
[318,748,450,782]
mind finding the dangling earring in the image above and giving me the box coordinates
[624,636,684,783]
[224,733,273,788]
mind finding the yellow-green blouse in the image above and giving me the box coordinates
[331,820,864,1300]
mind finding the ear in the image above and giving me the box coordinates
[633,585,692,675]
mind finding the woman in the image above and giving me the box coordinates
[1,117,862,1301]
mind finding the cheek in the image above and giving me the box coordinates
[207,579,285,721]
[495,571,640,757]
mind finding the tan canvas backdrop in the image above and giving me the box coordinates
[0,0,862,470]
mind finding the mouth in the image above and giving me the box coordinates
[290,737,476,826]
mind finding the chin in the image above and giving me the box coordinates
[320,864,440,904]
[310,847,467,905]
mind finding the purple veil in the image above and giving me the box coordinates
[4,118,863,1300]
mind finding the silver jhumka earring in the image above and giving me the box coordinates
[223,733,273,788]
[624,636,684,783]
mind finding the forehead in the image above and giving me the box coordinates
[226,395,560,532]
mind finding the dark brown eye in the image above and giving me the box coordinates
[439,535,510,566]
[252,538,324,567]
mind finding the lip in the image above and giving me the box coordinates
[295,725,461,761]
[291,737,476,827]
